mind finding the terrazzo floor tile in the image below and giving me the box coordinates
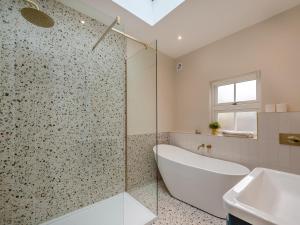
[130,182,226,225]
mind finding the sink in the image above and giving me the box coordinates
[223,168,300,225]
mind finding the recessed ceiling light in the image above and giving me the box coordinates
[178,35,182,40]
[80,20,85,24]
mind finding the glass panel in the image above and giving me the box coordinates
[126,40,158,215]
[236,80,256,102]
[217,84,234,104]
[217,112,235,130]
[236,111,257,132]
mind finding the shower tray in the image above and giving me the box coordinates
[40,193,156,225]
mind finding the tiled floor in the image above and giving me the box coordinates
[129,182,226,225]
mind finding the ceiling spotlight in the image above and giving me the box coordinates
[80,20,85,24]
[177,35,182,40]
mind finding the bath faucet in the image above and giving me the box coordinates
[197,144,205,150]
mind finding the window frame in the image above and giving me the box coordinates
[210,71,261,131]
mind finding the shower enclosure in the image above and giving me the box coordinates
[0,0,158,224]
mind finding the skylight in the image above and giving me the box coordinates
[112,0,185,26]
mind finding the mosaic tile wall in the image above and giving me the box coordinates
[127,132,169,190]
[0,0,126,224]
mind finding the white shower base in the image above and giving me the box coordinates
[41,192,157,225]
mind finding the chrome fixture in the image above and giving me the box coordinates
[92,16,148,51]
[20,0,54,28]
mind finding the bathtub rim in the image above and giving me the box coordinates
[153,144,250,176]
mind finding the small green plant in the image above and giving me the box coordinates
[209,121,221,130]
[209,121,221,135]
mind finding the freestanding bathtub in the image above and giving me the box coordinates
[153,144,250,219]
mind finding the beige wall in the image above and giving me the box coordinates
[127,42,176,135]
[158,52,176,133]
[174,5,300,133]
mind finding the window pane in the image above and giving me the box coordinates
[217,112,235,130]
[236,80,256,102]
[236,111,257,132]
[217,84,234,104]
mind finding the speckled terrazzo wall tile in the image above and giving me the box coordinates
[158,132,170,145]
[127,132,169,190]
[0,0,126,224]
[0,1,17,224]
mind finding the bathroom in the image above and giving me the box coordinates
[1,0,300,225]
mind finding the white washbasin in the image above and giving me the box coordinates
[223,168,300,225]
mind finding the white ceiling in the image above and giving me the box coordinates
[59,0,300,58]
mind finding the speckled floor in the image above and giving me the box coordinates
[129,182,226,225]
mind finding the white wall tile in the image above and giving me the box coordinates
[290,146,300,174]
[289,112,300,133]
[279,113,291,133]
[170,113,300,175]
[259,140,279,168]
[258,113,279,140]
[246,140,260,169]
[209,137,226,159]
[278,145,290,170]
[225,139,242,163]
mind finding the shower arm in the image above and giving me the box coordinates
[92,16,149,51]
[23,0,40,10]
[112,28,148,49]
[92,16,121,51]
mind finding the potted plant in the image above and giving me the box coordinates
[209,121,220,135]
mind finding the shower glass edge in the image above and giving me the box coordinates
[125,39,159,224]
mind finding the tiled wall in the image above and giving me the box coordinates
[170,112,300,174]
[126,132,169,214]
[127,132,169,190]
[0,0,126,224]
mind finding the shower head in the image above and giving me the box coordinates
[20,0,54,28]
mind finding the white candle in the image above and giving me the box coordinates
[276,103,288,112]
[265,104,276,112]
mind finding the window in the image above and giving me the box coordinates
[211,72,261,133]
[112,0,185,26]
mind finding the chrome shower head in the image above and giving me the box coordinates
[20,0,54,28]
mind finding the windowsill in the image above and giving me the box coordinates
[170,131,258,140]
[207,133,258,140]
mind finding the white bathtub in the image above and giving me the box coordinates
[153,144,250,219]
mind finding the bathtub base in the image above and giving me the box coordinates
[170,193,226,220]
[154,144,249,219]
[227,214,252,225]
